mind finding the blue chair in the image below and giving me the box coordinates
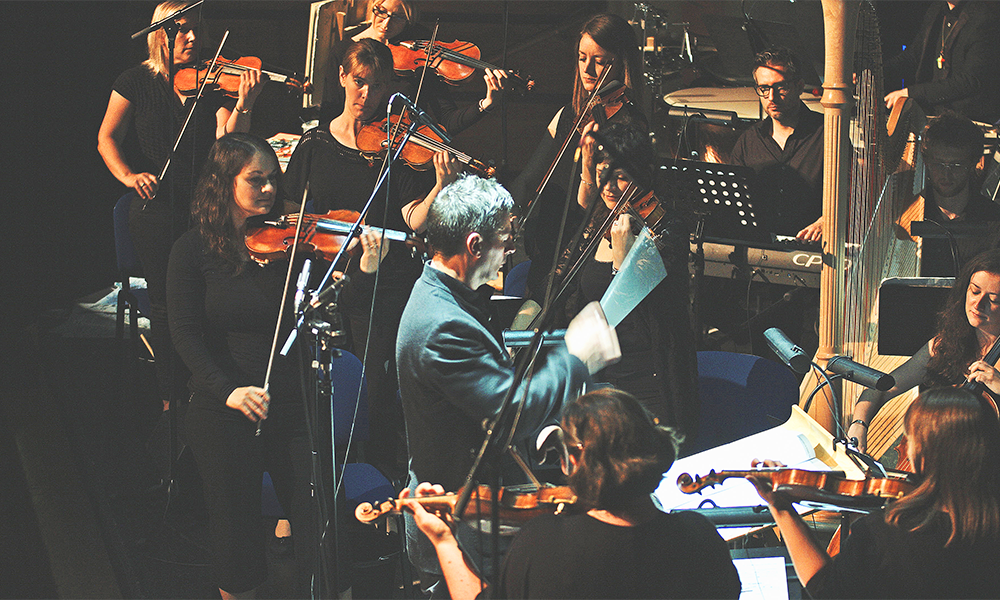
[113,192,152,359]
[682,351,799,457]
[504,259,531,297]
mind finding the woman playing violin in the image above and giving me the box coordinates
[552,122,698,438]
[508,12,647,301]
[97,0,264,414]
[319,0,506,135]
[750,387,1000,599]
[850,249,1000,454]
[167,132,386,599]
[405,388,741,599]
[285,38,457,480]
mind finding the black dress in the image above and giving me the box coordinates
[167,228,314,594]
[805,511,1000,599]
[565,208,700,439]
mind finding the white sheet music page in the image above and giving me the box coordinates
[734,556,789,600]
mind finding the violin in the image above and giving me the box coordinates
[578,80,632,132]
[677,467,917,512]
[356,483,579,526]
[356,113,496,178]
[244,210,426,265]
[601,181,671,243]
[390,39,534,94]
[174,56,305,98]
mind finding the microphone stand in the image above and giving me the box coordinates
[278,97,418,595]
[130,0,203,39]
[451,130,630,585]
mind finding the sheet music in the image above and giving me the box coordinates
[734,556,790,600]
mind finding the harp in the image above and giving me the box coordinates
[809,1,925,462]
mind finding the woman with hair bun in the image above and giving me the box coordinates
[404,388,740,599]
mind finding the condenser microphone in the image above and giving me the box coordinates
[763,327,810,374]
[827,356,895,391]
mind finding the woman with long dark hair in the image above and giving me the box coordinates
[404,388,740,599]
[508,12,647,303]
[850,248,1000,452]
[751,387,1000,598]
[167,132,386,598]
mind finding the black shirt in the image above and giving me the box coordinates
[491,511,741,599]
[113,64,227,216]
[730,102,824,236]
[920,190,1000,276]
[806,511,1000,599]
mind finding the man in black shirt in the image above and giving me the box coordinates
[731,46,824,241]
[917,111,1000,276]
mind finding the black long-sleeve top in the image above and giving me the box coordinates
[167,228,331,407]
[805,511,1000,599]
[882,1,1000,125]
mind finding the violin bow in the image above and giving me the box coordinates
[256,182,311,436]
[147,30,229,209]
[519,57,616,230]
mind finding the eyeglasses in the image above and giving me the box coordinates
[372,4,408,23]
[754,81,793,98]
[925,158,973,173]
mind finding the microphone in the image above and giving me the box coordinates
[827,356,895,391]
[306,274,351,315]
[391,93,452,144]
[763,327,810,374]
[293,259,312,314]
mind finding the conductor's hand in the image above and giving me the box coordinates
[227,386,270,422]
[565,301,621,374]
[400,483,455,546]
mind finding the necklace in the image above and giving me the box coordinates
[936,9,959,69]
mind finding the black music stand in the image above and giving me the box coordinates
[878,277,954,356]
[659,159,768,243]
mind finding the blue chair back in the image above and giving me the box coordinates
[683,351,799,456]
[330,350,369,446]
[504,259,531,297]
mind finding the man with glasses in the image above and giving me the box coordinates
[918,111,1000,276]
[730,46,824,243]
[396,173,620,597]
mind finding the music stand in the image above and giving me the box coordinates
[658,159,768,243]
[878,277,954,356]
